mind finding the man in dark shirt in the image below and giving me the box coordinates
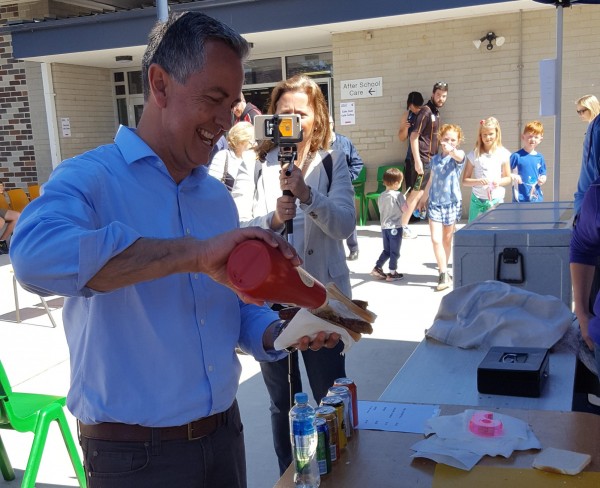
[402,82,448,239]
[232,93,261,124]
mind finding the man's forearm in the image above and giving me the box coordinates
[87,237,197,292]
[410,134,422,172]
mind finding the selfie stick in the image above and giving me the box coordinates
[272,115,302,238]
[270,115,305,411]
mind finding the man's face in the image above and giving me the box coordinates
[432,89,448,108]
[158,40,243,181]
[232,100,245,118]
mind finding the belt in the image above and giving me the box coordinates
[78,405,232,442]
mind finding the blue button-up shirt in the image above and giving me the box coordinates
[11,126,282,426]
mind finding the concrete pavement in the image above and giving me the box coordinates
[0,219,453,488]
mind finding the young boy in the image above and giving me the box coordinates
[510,121,547,202]
[371,167,408,282]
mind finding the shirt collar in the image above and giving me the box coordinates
[114,125,207,185]
[427,100,439,116]
[114,125,158,165]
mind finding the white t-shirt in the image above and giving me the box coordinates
[467,147,511,200]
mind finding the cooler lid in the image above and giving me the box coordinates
[455,201,573,247]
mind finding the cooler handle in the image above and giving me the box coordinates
[496,248,525,284]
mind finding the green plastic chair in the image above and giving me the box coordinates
[352,167,367,225]
[0,360,86,488]
[365,163,405,221]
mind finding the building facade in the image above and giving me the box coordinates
[1,0,599,205]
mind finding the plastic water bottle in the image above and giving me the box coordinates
[290,392,320,487]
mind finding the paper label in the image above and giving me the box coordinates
[297,267,316,288]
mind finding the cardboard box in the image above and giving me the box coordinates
[453,202,574,307]
[477,346,550,397]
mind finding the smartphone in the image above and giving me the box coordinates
[254,114,302,142]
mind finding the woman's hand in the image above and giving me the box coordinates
[280,163,310,203]
[272,194,297,229]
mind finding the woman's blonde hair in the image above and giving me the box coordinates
[576,94,600,120]
[226,121,255,153]
[257,75,331,160]
[474,117,502,156]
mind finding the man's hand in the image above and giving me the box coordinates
[414,160,424,175]
[195,227,301,304]
[577,312,595,351]
[295,331,341,351]
[263,321,341,352]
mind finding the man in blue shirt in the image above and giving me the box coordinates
[10,12,338,488]
[330,117,364,260]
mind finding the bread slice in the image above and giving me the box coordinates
[532,447,591,475]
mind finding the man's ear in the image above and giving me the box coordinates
[148,64,170,109]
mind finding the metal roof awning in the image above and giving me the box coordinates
[3,0,539,62]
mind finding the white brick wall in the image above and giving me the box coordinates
[24,61,52,183]
[51,63,116,160]
[331,6,600,205]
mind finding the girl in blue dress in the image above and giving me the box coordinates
[420,124,466,291]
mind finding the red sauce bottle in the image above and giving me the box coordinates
[226,239,327,309]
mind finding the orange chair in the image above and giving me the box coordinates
[6,189,29,213]
[28,184,40,200]
[0,196,8,211]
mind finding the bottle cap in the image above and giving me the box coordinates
[295,392,308,404]
[227,240,272,291]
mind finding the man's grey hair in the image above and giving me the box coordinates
[141,12,250,100]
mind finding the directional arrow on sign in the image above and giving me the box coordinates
[368,88,375,95]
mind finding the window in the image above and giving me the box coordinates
[113,69,144,128]
[244,58,282,84]
[286,53,333,79]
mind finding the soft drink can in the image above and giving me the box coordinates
[315,417,331,475]
[413,174,424,191]
[327,386,353,438]
[334,377,358,428]
[320,395,347,449]
[315,405,338,462]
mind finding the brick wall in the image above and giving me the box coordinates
[0,5,35,190]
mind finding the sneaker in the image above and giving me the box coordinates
[0,240,8,255]
[386,271,404,282]
[402,226,417,239]
[436,272,452,291]
[347,250,359,261]
[370,266,387,279]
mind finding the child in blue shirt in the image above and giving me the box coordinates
[510,121,547,202]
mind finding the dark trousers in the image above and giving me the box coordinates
[79,401,246,488]
[346,228,359,252]
[260,343,346,475]
[376,228,403,271]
